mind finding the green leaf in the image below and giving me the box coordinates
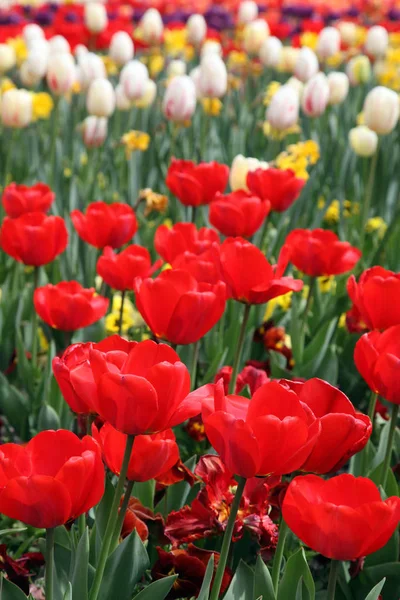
[254,556,276,600]
[224,560,254,600]
[0,577,28,599]
[63,583,73,600]
[369,462,398,498]
[133,479,155,511]
[370,420,391,471]
[197,555,214,600]
[277,549,315,600]
[38,403,60,431]
[269,351,288,379]
[133,576,178,600]
[362,563,400,600]
[0,372,29,439]
[71,528,89,600]
[364,578,386,600]
[98,531,149,600]
[301,320,338,378]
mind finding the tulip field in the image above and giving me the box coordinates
[1,0,400,599]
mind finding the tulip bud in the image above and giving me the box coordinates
[349,125,378,157]
[0,44,16,74]
[238,1,258,25]
[25,48,48,79]
[316,26,341,60]
[81,116,108,148]
[190,66,202,98]
[109,31,134,66]
[1,89,32,128]
[167,59,186,78]
[162,75,196,122]
[120,60,149,101]
[302,73,329,117]
[267,84,299,130]
[84,3,108,35]
[286,76,304,98]
[47,54,76,95]
[86,78,115,118]
[259,36,282,68]
[134,79,157,109]
[346,55,371,86]
[327,72,349,105]
[198,54,227,98]
[201,41,222,58]
[243,19,269,54]
[115,84,132,111]
[363,86,400,135]
[48,35,70,55]
[28,39,49,57]
[140,8,164,44]
[294,47,319,83]
[78,52,106,91]
[338,21,357,46]
[23,24,45,46]
[20,61,41,87]
[365,25,388,58]
[230,154,269,192]
[135,79,157,108]
[74,44,89,60]
[186,14,207,46]
[278,47,299,73]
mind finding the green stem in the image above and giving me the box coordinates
[271,518,289,593]
[360,148,378,251]
[229,304,251,395]
[45,528,55,600]
[379,403,399,490]
[118,290,126,336]
[327,560,340,600]
[31,267,40,370]
[49,98,60,188]
[209,477,246,600]
[299,276,316,357]
[78,513,86,538]
[89,434,135,600]
[110,479,134,551]
[190,340,200,391]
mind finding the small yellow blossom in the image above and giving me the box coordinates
[0,78,15,95]
[105,293,144,335]
[275,152,309,179]
[300,32,318,50]
[112,192,120,202]
[149,54,165,78]
[121,130,150,158]
[164,28,187,57]
[263,121,301,142]
[227,51,248,72]
[365,216,387,238]
[97,172,107,189]
[263,81,281,106]
[64,168,72,178]
[139,188,168,216]
[318,276,336,294]
[355,26,367,47]
[6,37,27,65]
[32,92,54,120]
[102,56,118,76]
[326,52,344,68]
[80,152,88,166]
[323,200,359,224]
[287,140,320,165]
[38,327,49,352]
[264,292,293,320]
[201,97,223,117]
[318,196,326,210]
[338,313,347,328]
[72,80,81,95]
[249,61,263,77]
[163,218,173,229]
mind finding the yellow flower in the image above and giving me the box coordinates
[121,130,150,158]
[264,292,293,320]
[38,327,49,352]
[227,51,248,72]
[326,52,344,68]
[105,293,144,335]
[6,37,27,65]
[163,218,173,229]
[300,32,318,50]
[287,140,320,165]
[365,216,387,238]
[164,28,187,56]
[323,200,358,224]
[102,56,118,76]
[263,81,281,106]
[275,152,309,179]
[318,276,336,294]
[64,167,72,178]
[355,26,367,47]
[139,188,168,216]
[338,313,347,328]
[263,121,301,142]
[32,92,54,121]
[318,196,326,210]
[389,33,400,48]
[80,152,88,166]
[148,54,165,78]
[112,191,120,202]
[0,78,15,95]
[72,80,81,95]
[228,74,242,91]
[201,97,223,117]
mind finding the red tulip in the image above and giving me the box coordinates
[0,430,104,529]
[155,222,220,264]
[97,245,162,291]
[71,201,137,249]
[285,229,361,277]
[281,378,372,473]
[215,365,270,395]
[52,336,137,415]
[354,325,400,404]
[92,423,179,482]
[90,339,197,435]
[34,281,109,331]
[2,183,54,218]
[283,474,400,560]
[347,266,400,330]
[0,213,68,266]
[172,244,223,285]
[220,238,303,304]
[166,158,229,207]
[209,191,270,238]
[198,380,320,478]
[246,168,306,212]
[134,270,226,345]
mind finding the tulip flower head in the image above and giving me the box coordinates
[71,201,137,249]
[166,159,229,207]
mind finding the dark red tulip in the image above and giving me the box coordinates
[97,245,162,291]
[0,430,104,529]
[198,380,320,478]
[347,267,400,330]
[283,474,400,560]
[71,201,137,249]
[92,423,179,482]
[209,191,270,238]
[220,237,303,304]
[215,365,270,395]
[354,325,400,404]
[134,269,226,345]
[154,222,220,265]
[281,378,372,473]
[0,213,68,266]
[166,159,229,207]
[52,336,137,415]
[285,229,361,277]
[247,168,306,212]
[2,182,54,218]
[34,281,109,331]
[121,497,164,541]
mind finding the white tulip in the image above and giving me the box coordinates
[301,72,330,117]
[135,79,157,108]
[190,66,202,98]
[140,8,164,44]
[81,116,108,148]
[23,23,45,46]
[48,35,70,55]
[109,31,134,66]
[243,19,269,54]
[86,78,115,117]
[349,126,378,157]
[120,60,149,101]
[162,75,196,122]
[294,47,319,83]
[200,40,222,57]
[327,72,349,105]
[0,44,16,74]
[1,89,32,128]
[316,27,341,60]
[84,3,108,34]
[198,54,227,98]
[286,77,304,98]
[363,86,400,135]
[365,26,389,58]
[25,48,48,79]
[20,61,41,87]
[230,155,269,192]
[74,44,89,60]
[186,14,207,46]
[267,84,300,130]
[337,21,357,46]
[167,59,186,78]
[115,84,132,111]
[47,54,76,95]
[259,36,282,68]
[279,47,299,72]
[238,1,258,25]
[77,52,106,90]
